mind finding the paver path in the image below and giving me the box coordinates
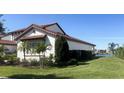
[0,77,8,79]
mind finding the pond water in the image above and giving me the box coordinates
[95,54,112,57]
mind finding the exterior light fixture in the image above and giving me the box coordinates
[47,44,52,50]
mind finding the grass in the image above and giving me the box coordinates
[1,56,124,79]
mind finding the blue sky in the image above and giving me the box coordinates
[1,14,124,49]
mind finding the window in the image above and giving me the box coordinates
[26,39,45,54]
[33,30,35,33]
[29,39,45,48]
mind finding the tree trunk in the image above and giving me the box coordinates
[112,49,114,55]
[39,54,42,68]
[41,53,44,69]
[23,48,26,62]
[42,52,45,68]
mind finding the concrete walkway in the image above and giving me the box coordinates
[0,77,8,79]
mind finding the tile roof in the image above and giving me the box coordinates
[8,28,26,34]
[15,24,57,40]
[0,40,16,45]
[0,34,4,38]
[8,23,95,46]
[38,25,96,46]
[3,28,26,37]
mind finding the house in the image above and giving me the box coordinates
[0,34,3,39]
[0,23,95,61]
[0,32,16,53]
[95,49,108,54]
[0,32,5,39]
[0,40,16,53]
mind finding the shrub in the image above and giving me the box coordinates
[48,54,54,62]
[2,54,20,65]
[81,50,94,60]
[20,59,30,67]
[20,62,30,67]
[0,45,4,56]
[0,56,4,61]
[0,56,5,65]
[68,59,78,65]
[30,60,40,66]
[43,58,50,67]
[115,47,124,59]
[55,36,69,66]
[69,50,94,61]
[42,57,54,67]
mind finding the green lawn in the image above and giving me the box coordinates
[1,56,124,79]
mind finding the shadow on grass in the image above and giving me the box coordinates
[78,62,90,65]
[78,56,102,65]
[54,57,102,68]
[8,74,71,79]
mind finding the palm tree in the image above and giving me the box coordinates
[18,41,30,61]
[35,43,47,68]
[108,42,119,54]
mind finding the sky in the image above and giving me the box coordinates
[1,14,124,49]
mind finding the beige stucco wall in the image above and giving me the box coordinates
[17,29,56,61]
[2,35,13,41]
[45,35,55,57]
[25,29,45,37]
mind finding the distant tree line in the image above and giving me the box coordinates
[108,42,124,59]
[0,15,5,33]
[114,47,124,59]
